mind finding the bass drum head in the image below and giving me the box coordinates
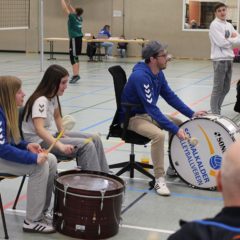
[169,117,236,190]
[56,172,123,191]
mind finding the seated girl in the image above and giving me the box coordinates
[0,76,57,233]
[22,64,109,173]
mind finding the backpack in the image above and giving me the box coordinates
[233,48,240,63]
[234,80,240,113]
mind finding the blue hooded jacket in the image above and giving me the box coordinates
[120,62,194,134]
[0,107,37,164]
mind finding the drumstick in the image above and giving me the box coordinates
[83,137,92,144]
[82,133,101,145]
[186,136,199,146]
[47,130,64,153]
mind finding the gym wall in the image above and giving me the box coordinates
[0,0,239,59]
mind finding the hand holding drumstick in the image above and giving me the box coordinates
[46,130,65,154]
[177,128,198,146]
[185,136,198,146]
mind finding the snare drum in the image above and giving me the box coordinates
[169,114,240,190]
[53,169,125,239]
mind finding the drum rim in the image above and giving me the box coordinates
[54,185,124,199]
[54,169,125,196]
[167,116,237,191]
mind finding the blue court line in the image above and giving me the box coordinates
[169,74,213,93]
[61,86,113,102]
[80,117,113,131]
[126,186,223,201]
[175,64,212,78]
[61,105,113,111]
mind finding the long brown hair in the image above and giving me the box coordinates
[0,76,21,143]
[24,64,69,121]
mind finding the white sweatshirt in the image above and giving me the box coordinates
[209,17,240,61]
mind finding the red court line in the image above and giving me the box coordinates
[3,195,27,210]
[105,141,126,154]
[171,78,238,117]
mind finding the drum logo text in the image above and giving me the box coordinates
[214,132,227,153]
[179,128,210,186]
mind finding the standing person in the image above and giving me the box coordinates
[168,140,240,240]
[22,64,109,173]
[86,35,97,62]
[61,0,83,84]
[117,35,128,58]
[120,41,206,196]
[0,76,57,233]
[209,2,240,114]
[98,25,114,59]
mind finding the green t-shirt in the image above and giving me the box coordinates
[68,13,83,38]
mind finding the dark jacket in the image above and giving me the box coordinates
[168,207,240,240]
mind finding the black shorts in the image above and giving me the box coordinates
[69,36,82,56]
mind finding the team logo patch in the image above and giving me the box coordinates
[143,84,152,103]
[0,121,5,144]
[38,104,45,113]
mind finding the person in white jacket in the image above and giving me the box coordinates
[209,2,240,115]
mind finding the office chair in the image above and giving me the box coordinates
[0,174,26,239]
[107,65,154,180]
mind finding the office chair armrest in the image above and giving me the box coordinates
[121,102,141,139]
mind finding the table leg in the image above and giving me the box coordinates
[48,41,56,60]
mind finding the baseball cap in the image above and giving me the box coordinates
[142,41,167,59]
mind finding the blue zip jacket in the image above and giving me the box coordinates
[120,62,194,134]
[0,107,37,164]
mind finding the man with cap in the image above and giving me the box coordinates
[119,40,206,196]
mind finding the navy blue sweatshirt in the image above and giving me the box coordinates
[0,107,37,164]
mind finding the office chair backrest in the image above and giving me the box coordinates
[106,66,127,139]
[108,65,127,109]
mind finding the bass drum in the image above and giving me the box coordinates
[169,114,240,190]
[53,169,125,239]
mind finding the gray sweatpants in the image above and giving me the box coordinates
[0,153,57,222]
[210,60,232,114]
[41,131,109,173]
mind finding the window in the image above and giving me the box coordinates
[183,0,239,31]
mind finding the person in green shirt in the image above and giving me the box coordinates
[61,0,84,83]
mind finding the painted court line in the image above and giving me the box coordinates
[121,224,174,234]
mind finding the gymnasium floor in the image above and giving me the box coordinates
[0,52,240,240]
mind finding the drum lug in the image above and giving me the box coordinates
[63,184,69,206]
[61,219,65,230]
[100,189,106,211]
[55,211,63,217]
[229,131,235,137]
[98,224,101,236]
[235,128,240,134]
[92,211,96,222]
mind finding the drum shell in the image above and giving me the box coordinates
[169,115,240,190]
[53,169,125,239]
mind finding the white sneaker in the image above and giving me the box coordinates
[23,219,56,234]
[154,177,170,196]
